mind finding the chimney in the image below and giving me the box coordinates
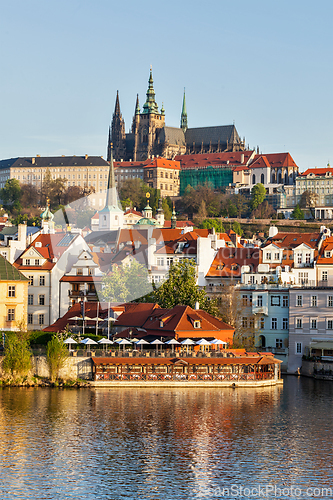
[195,301,200,310]
[85,154,88,160]
[241,154,244,164]
[18,223,27,243]
[32,158,35,165]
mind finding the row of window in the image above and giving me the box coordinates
[242,317,289,330]
[28,313,44,325]
[160,184,174,191]
[295,295,333,307]
[28,276,45,286]
[28,294,46,306]
[264,252,311,263]
[243,295,289,307]
[295,317,333,329]
[25,259,41,266]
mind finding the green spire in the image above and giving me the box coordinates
[161,102,165,116]
[135,94,140,115]
[142,67,159,115]
[181,88,187,132]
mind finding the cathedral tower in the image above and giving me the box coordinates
[181,88,188,132]
[108,91,126,161]
[133,68,166,161]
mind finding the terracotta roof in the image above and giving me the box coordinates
[254,152,298,169]
[163,220,194,228]
[91,355,280,366]
[298,167,333,177]
[249,155,271,169]
[233,166,249,172]
[59,275,103,282]
[14,232,76,271]
[124,209,143,217]
[264,232,321,249]
[206,247,260,278]
[143,158,181,170]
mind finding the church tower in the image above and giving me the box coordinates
[133,68,166,161]
[99,145,124,231]
[180,88,188,132]
[108,91,126,161]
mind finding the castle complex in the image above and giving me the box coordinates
[107,69,245,162]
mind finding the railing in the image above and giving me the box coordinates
[94,372,275,382]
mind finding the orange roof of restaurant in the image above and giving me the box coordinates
[92,355,281,366]
[163,220,195,229]
[175,151,255,169]
[206,247,260,278]
[115,304,234,343]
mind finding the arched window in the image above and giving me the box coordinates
[278,173,282,183]
[259,335,266,348]
[272,174,276,183]
[261,173,265,184]
[252,174,256,184]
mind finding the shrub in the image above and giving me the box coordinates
[2,333,32,380]
[46,336,68,383]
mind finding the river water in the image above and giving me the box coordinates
[0,377,332,500]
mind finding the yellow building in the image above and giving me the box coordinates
[0,255,29,331]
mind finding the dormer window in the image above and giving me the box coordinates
[194,320,201,329]
[325,251,331,258]
[159,320,164,328]
[25,259,30,266]
[35,259,39,266]
[77,268,83,275]
[266,253,271,260]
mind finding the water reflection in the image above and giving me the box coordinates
[0,379,331,499]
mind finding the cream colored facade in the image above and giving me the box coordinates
[0,279,29,331]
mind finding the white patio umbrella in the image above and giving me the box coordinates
[64,337,77,350]
[135,339,150,351]
[166,338,180,353]
[118,338,132,352]
[196,338,212,353]
[98,338,114,347]
[210,338,227,353]
[181,338,196,355]
[114,338,124,343]
[81,337,98,353]
[151,339,164,355]
[70,316,82,321]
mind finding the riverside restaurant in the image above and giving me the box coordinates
[91,355,282,384]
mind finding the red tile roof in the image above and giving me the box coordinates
[206,248,260,278]
[249,155,271,169]
[143,158,181,170]
[255,152,298,169]
[92,355,280,366]
[299,167,333,177]
[264,232,321,249]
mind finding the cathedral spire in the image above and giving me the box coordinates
[142,67,159,114]
[114,90,121,116]
[135,93,140,115]
[181,88,187,132]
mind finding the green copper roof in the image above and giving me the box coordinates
[0,254,28,281]
[142,68,159,115]
[40,205,54,221]
[135,217,159,226]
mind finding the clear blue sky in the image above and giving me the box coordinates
[1,0,332,171]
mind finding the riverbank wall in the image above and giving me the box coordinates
[302,360,333,381]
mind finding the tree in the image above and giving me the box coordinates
[46,335,68,383]
[162,198,172,220]
[300,190,318,219]
[2,333,32,381]
[1,179,21,210]
[250,183,266,210]
[291,204,304,220]
[218,285,254,349]
[20,184,39,208]
[251,200,276,219]
[196,200,207,222]
[152,259,218,315]
[232,194,248,218]
[232,221,243,237]
[102,260,153,303]
[199,219,225,233]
